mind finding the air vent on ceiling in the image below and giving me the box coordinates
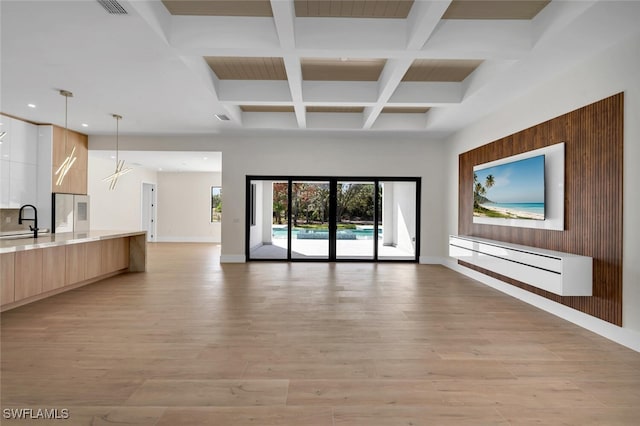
[215,114,230,121]
[97,0,128,15]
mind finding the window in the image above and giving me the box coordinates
[211,186,222,222]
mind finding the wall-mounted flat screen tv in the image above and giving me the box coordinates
[473,154,545,221]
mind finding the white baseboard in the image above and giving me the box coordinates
[420,256,445,264]
[156,236,221,243]
[445,261,640,353]
[220,255,246,263]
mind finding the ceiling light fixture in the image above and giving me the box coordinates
[214,114,230,121]
[102,114,132,190]
[54,90,76,186]
[27,103,36,108]
[81,123,89,127]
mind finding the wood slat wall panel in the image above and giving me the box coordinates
[457,93,623,325]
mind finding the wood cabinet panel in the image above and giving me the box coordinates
[15,249,43,301]
[51,125,88,195]
[1,253,15,305]
[66,244,86,285]
[42,246,66,293]
[85,241,103,279]
[102,238,130,274]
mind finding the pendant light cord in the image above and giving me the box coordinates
[64,93,68,152]
[116,115,119,163]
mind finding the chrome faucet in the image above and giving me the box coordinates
[18,204,38,238]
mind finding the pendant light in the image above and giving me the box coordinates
[102,114,132,190]
[54,90,76,186]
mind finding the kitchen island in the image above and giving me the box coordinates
[0,230,146,312]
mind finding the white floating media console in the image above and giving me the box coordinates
[449,235,592,296]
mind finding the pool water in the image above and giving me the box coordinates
[272,227,382,240]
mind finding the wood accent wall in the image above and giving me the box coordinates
[458,93,624,325]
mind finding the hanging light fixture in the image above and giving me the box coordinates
[55,90,76,186]
[102,114,131,190]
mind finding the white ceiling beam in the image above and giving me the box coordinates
[126,1,243,125]
[532,0,598,46]
[364,1,451,130]
[170,16,280,49]
[178,56,243,125]
[424,20,532,58]
[406,0,453,50]
[389,82,462,104]
[271,0,306,128]
[372,114,428,130]
[307,113,364,130]
[243,112,299,129]
[173,46,528,61]
[218,81,292,103]
[303,81,379,103]
[362,58,414,129]
[124,0,172,45]
[295,18,407,50]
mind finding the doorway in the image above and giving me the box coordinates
[141,182,157,242]
[246,176,420,262]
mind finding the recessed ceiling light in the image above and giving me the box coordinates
[27,103,36,108]
[203,157,208,160]
[111,155,116,159]
[214,114,230,121]
[81,123,89,127]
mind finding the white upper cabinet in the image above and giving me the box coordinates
[0,115,11,159]
[0,116,40,208]
[9,118,38,165]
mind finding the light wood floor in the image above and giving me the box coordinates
[1,243,639,425]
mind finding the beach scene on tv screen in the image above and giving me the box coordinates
[473,155,545,221]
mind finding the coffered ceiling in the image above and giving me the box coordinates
[1,1,640,137]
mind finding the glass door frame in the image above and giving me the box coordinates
[246,175,421,263]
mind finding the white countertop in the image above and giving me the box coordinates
[0,230,146,254]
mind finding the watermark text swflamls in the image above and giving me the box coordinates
[3,408,69,420]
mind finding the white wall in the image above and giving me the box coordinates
[156,171,221,243]
[88,155,157,231]
[90,133,446,264]
[222,137,444,263]
[443,33,640,346]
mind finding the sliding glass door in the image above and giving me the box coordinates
[247,176,420,262]
[378,180,418,260]
[291,180,330,260]
[336,181,376,260]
